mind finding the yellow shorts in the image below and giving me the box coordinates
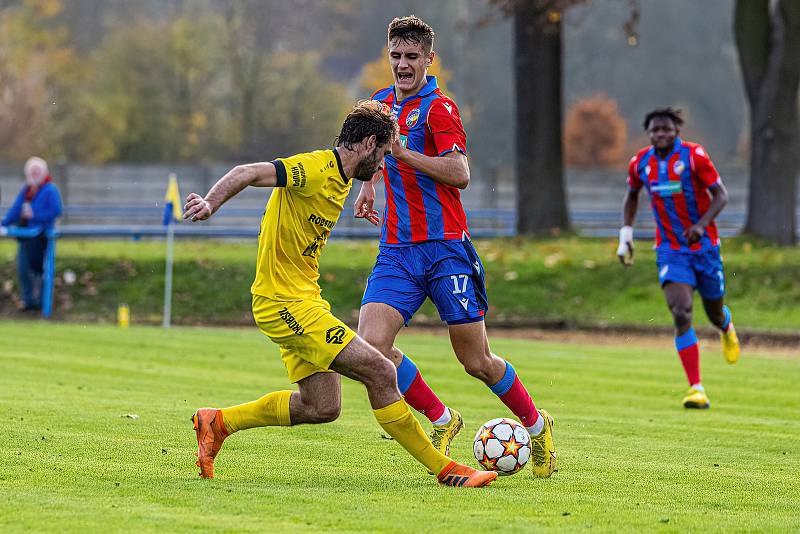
[251,294,356,383]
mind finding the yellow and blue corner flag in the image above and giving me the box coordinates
[163,173,182,226]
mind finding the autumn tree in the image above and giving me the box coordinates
[564,94,627,167]
[0,0,79,161]
[735,0,800,245]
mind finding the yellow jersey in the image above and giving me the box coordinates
[250,149,352,300]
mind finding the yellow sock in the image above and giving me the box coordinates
[221,390,292,434]
[373,399,451,475]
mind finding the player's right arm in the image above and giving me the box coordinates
[184,162,279,221]
[617,155,642,266]
[353,169,383,226]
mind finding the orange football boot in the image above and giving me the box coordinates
[191,408,229,479]
[437,461,498,487]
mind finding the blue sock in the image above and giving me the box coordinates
[396,354,418,395]
[489,361,516,397]
[721,305,732,332]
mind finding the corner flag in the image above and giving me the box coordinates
[162,172,181,328]
[163,173,182,226]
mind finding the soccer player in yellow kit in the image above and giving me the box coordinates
[183,101,496,488]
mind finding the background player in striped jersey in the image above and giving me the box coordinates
[617,107,741,409]
[354,15,555,477]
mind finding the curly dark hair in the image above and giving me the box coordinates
[388,15,435,54]
[335,100,397,149]
[643,107,684,130]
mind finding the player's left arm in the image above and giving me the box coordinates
[391,98,470,189]
[391,146,469,189]
[184,162,278,221]
[684,146,729,245]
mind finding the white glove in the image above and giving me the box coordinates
[0,226,7,237]
[617,225,634,265]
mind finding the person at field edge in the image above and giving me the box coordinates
[183,101,496,488]
[353,15,556,477]
[617,107,741,409]
[1,157,62,312]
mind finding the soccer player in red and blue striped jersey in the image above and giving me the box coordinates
[354,15,555,477]
[618,108,741,409]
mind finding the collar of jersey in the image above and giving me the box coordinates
[653,137,682,161]
[391,75,439,105]
[332,148,349,183]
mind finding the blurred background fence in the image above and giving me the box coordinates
[3,162,791,240]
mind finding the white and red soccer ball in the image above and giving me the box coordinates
[473,417,531,475]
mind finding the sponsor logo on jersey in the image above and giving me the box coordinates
[673,160,685,175]
[650,182,682,196]
[302,236,324,257]
[406,108,420,128]
[399,134,408,148]
[290,161,307,189]
[325,325,347,344]
[308,214,335,230]
[278,306,305,336]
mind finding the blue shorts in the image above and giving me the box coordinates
[656,247,725,300]
[361,240,488,325]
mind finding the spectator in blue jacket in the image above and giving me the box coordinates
[1,157,62,311]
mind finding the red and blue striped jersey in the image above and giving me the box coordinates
[372,76,470,246]
[628,138,721,252]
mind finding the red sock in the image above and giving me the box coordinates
[404,373,447,423]
[676,328,701,386]
[490,362,538,426]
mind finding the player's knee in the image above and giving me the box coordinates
[310,401,341,424]
[670,306,693,328]
[364,355,397,388]
[461,356,494,383]
[360,334,393,358]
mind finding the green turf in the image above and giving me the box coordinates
[1,321,798,532]
[2,236,800,330]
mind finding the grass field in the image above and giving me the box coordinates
[2,237,800,331]
[2,321,798,532]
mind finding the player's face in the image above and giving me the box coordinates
[388,39,433,97]
[647,117,678,151]
[353,143,391,182]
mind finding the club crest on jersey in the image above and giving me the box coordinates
[673,160,686,175]
[406,108,420,128]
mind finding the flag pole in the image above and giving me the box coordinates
[162,172,180,329]
[163,219,175,329]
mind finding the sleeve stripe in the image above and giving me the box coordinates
[271,160,287,187]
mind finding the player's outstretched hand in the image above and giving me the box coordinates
[617,225,634,266]
[354,181,380,226]
[684,224,704,245]
[184,193,213,222]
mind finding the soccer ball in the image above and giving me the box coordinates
[473,417,531,475]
